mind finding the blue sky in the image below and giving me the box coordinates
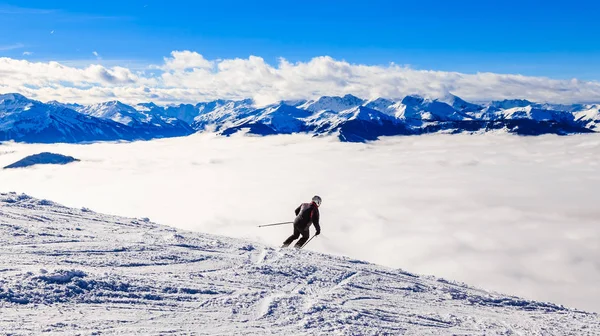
[1,0,599,80]
[0,0,600,80]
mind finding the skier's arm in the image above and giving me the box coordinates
[312,208,320,234]
[294,205,301,216]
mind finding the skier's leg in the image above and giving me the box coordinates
[294,228,310,248]
[282,227,300,247]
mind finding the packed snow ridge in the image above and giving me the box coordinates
[0,193,598,335]
[1,93,599,143]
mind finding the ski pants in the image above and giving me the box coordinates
[282,224,309,248]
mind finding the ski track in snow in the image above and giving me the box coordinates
[0,193,599,335]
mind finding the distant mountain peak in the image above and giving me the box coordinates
[342,93,362,100]
[0,93,597,143]
[300,94,366,113]
[0,92,29,100]
[94,100,132,109]
[489,99,535,109]
[401,94,427,105]
[0,92,32,105]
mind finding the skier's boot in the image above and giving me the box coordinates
[294,237,308,249]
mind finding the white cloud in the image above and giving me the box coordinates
[0,133,598,312]
[1,51,600,105]
[161,50,214,71]
[0,58,145,91]
[92,51,100,58]
[22,51,33,56]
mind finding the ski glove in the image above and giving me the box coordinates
[315,230,321,236]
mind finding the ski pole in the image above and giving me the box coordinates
[258,221,293,228]
[301,235,316,249]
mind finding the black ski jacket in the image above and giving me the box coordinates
[294,202,320,232]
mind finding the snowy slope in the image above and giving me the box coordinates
[77,101,149,125]
[1,193,598,335]
[436,94,483,113]
[0,94,135,143]
[363,97,396,115]
[0,94,194,143]
[159,103,200,124]
[191,99,255,131]
[574,105,600,130]
[47,100,84,112]
[299,94,365,113]
[488,99,535,110]
[138,100,242,126]
[221,103,313,135]
[398,95,472,122]
[77,101,193,137]
[501,106,575,122]
[304,106,412,141]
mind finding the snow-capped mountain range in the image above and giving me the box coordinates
[1,92,599,143]
[1,192,598,334]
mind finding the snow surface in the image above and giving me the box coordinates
[77,101,148,125]
[299,94,365,113]
[76,100,193,133]
[0,94,142,143]
[0,133,599,315]
[1,193,598,335]
[191,99,255,131]
[574,105,600,129]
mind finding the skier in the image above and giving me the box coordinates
[281,195,321,248]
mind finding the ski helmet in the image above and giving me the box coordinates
[312,195,322,207]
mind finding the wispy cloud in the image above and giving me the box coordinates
[92,51,104,63]
[0,5,130,21]
[0,5,56,15]
[22,51,33,56]
[57,59,150,70]
[59,14,132,22]
[0,43,25,51]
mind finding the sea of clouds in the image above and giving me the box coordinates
[0,133,599,313]
[2,51,600,105]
